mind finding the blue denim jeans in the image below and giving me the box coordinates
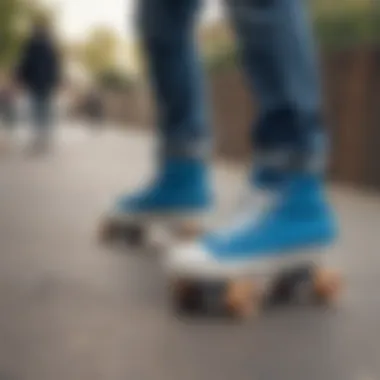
[138,0,325,173]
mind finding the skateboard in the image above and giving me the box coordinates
[169,264,342,319]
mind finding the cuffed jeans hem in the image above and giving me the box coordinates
[158,137,212,160]
[253,147,327,176]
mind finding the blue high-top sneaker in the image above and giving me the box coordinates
[166,173,338,279]
[114,157,212,215]
[102,157,213,244]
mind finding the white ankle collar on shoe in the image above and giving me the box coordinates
[214,188,279,240]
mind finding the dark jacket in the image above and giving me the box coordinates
[17,31,61,96]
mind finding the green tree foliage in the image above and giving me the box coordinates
[0,0,52,69]
[0,0,26,68]
[203,1,379,74]
[80,27,119,76]
[314,2,380,49]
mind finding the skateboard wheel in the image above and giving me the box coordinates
[269,266,316,305]
[173,221,204,241]
[267,266,343,307]
[225,280,258,319]
[171,279,201,314]
[313,269,342,305]
[171,278,257,319]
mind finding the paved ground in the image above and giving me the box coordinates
[0,124,380,380]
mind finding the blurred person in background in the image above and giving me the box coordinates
[16,16,61,154]
[109,0,337,279]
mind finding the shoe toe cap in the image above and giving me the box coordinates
[165,242,213,275]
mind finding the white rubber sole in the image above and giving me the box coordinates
[165,243,329,282]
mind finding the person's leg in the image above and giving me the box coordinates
[109,0,212,220]
[31,94,52,152]
[226,0,325,184]
[167,0,337,283]
[138,0,209,157]
[0,99,15,145]
[4,101,16,145]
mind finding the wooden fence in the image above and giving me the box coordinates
[104,45,380,190]
[209,46,380,189]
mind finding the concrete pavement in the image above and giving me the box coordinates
[0,125,379,380]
